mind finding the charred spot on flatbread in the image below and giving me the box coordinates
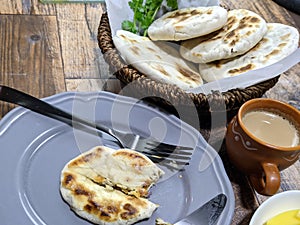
[129,46,141,56]
[83,200,119,220]
[112,149,153,170]
[168,9,199,21]
[150,64,170,77]
[223,15,264,44]
[68,147,102,166]
[62,172,75,186]
[82,198,144,223]
[228,64,255,75]
[175,63,200,83]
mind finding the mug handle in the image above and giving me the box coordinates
[249,162,281,195]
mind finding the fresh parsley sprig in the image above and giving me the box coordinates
[166,0,178,10]
[122,0,178,36]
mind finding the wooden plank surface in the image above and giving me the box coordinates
[0,1,108,90]
[222,0,298,25]
[65,78,121,92]
[0,0,56,15]
[0,14,65,117]
[56,3,105,79]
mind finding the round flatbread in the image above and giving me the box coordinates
[180,9,268,63]
[60,146,164,225]
[198,23,299,82]
[148,6,228,41]
[113,30,203,90]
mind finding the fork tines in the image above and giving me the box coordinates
[139,142,194,170]
[145,155,189,166]
[141,150,192,161]
[146,142,194,152]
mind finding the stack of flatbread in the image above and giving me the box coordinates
[113,6,299,89]
[60,146,164,225]
[178,9,299,82]
[113,6,230,90]
[197,22,299,82]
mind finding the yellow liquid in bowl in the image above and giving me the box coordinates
[264,209,300,225]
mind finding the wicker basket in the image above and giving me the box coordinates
[97,12,279,125]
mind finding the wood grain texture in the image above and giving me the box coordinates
[219,147,260,225]
[272,0,300,15]
[0,15,65,117]
[0,0,23,14]
[220,0,299,26]
[66,78,121,92]
[56,3,105,79]
[0,0,56,15]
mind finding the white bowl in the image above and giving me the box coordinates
[250,190,300,225]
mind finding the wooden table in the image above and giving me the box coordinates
[0,1,299,224]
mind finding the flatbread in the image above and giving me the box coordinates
[62,146,164,198]
[156,218,173,225]
[198,23,299,82]
[148,6,228,41]
[60,146,164,225]
[180,9,268,63]
[113,30,203,90]
[60,171,158,225]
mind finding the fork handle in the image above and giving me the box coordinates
[0,85,112,136]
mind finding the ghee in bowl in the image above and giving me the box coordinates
[264,209,300,225]
[250,190,300,225]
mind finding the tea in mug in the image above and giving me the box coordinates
[242,110,299,147]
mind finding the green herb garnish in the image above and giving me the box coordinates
[166,0,178,10]
[122,0,178,36]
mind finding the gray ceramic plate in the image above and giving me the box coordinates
[0,91,234,225]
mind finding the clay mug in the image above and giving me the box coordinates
[226,98,300,195]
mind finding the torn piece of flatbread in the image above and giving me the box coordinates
[198,23,299,82]
[148,6,228,41]
[180,9,268,63]
[60,146,164,225]
[113,30,203,90]
[156,218,173,225]
[62,146,164,198]
[61,171,158,225]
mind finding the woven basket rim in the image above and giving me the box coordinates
[97,12,279,113]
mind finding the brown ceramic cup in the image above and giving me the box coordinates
[226,98,300,195]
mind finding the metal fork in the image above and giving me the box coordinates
[0,85,193,169]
